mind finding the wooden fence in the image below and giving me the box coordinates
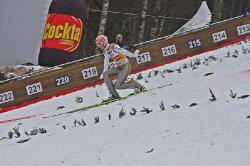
[1,16,250,111]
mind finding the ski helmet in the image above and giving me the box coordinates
[95,35,108,50]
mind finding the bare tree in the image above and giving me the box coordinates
[149,0,161,40]
[95,0,110,53]
[212,0,224,22]
[85,0,245,57]
[138,0,149,42]
[157,18,165,38]
[97,0,110,35]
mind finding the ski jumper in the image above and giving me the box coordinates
[102,44,143,98]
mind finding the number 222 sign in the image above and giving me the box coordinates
[0,91,14,104]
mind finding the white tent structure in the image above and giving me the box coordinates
[173,1,212,35]
[0,0,52,65]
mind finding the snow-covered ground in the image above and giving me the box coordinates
[0,41,250,166]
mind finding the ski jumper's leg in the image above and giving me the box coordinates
[114,63,143,90]
[103,67,120,97]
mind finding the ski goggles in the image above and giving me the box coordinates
[96,42,105,47]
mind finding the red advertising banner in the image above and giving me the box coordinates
[42,13,83,52]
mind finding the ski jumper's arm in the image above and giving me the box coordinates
[102,54,110,73]
[113,44,135,58]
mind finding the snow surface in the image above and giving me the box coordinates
[0,41,250,166]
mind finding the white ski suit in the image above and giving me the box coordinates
[101,44,143,98]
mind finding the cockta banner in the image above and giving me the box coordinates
[42,13,83,52]
[39,0,87,67]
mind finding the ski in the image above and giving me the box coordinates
[42,82,175,118]
[68,91,146,113]
[68,82,174,113]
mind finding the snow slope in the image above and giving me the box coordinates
[0,41,250,166]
